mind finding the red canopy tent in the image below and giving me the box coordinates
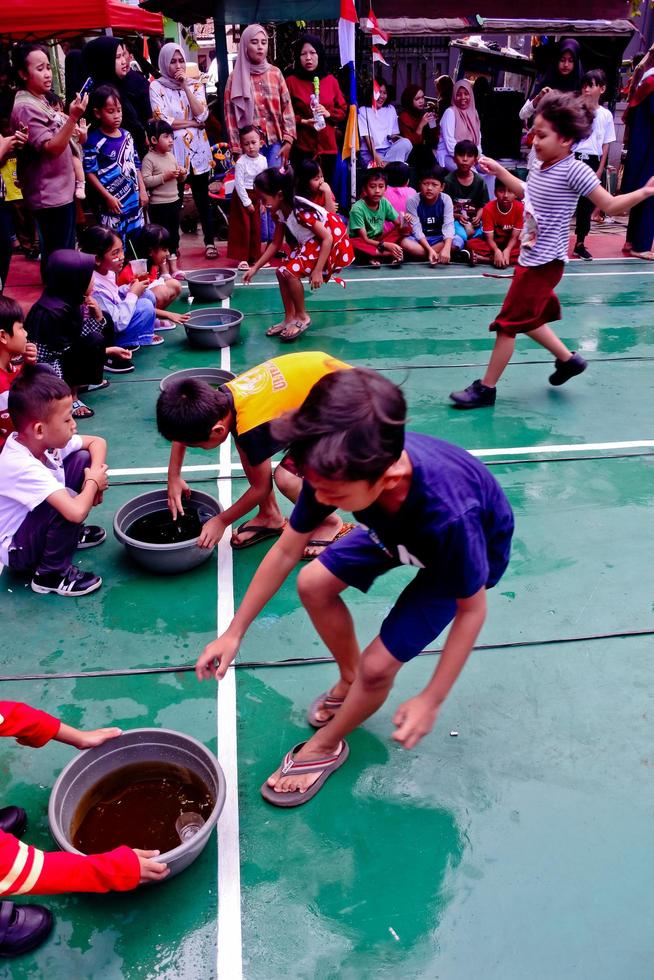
[0,0,163,40]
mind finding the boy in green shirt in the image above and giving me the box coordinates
[348,169,411,266]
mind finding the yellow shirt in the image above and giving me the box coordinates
[225,351,351,465]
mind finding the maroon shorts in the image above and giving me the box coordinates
[490,260,564,336]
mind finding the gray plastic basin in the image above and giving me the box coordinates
[186,267,236,302]
[48,728,226,882]
[159,367,235,393]
[184,309,243,349]
[113,488,222,574]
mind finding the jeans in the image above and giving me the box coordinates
[8,450,89,575]
[33,200,76,279]
[260,142,284,241]
[360,137,413,166]
[118,291,156,346]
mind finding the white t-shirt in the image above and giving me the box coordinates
[0,432,82,563]
[233,152,268,207]
[575,105,616,157]
[357,105,400,151]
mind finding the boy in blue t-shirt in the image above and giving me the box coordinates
[195,369,514,808]
[403,166,469,265]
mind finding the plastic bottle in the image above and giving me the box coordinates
[310,76,326,131]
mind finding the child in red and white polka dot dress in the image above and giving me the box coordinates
[243,167,353,342]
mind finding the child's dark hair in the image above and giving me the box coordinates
[581,68,607,89]
[454,139,479,158]
[80,224,121,258]
[361,168,387,189]
[8,364,71,431]
[156,379,231,444]
[384,161,410,187]
[135,224,170,259]
[89,84,121,117]
[253,166,295,206]
[238,124,259,140]
[419,165,448,185]
[44,90,64,109]
[536,92,593,143]
[12,44,48,88]
[295,157,322,197]
[0,296,25,334]
[271,369,406,483]
[147,118,174,140]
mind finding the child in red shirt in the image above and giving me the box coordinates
[469,178,524,267]
[0,296,37,451]
[0,701,169,957]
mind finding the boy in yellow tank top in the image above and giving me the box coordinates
[156,351,353,557]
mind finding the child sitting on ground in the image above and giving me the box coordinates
[81,226,162,355]
[194,369,515,808]
[83,85,147,249]
[444,140,489,250]
[116,225,188,334]
[0,700,168,958]
[403,166,468,265]
[294,158,337,214]
[157,350,354,559]
[244,168,353,341]
[468,177,524,267]
[141,119,186,278]
[382,161,415,233]
[348,169,412,267]
[0,296,37,449]
[0,366,108,596]
[450,92,654,409]
[227,125,268,272]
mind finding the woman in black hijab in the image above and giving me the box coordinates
[286,33,347,187]
[533,38,584,98]
[81,36,151,158]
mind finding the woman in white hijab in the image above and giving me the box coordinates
[150,43,217,258]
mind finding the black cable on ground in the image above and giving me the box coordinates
[0,628,651,683]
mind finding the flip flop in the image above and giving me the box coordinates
[230,521,286,550]
[301,522,356,561]
[279,320,310,343]
[72,399,94,419]
[78,379,110,393]
[260,740,349,808]
[307,690,347,729]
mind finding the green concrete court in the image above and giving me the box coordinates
[1,260,653,978]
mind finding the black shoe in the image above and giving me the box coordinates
[573,243,593,260]
[452,248,472,265]
[449,379,497,409]
[548,351,588,386]
[0,806,27,837]
[0,902,54,958]
[104,355,135,374]
[78,526,106,550]
[31,566,102,597]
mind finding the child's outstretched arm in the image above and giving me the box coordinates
[392,587,487,749]
[196,454,277,549]
[478,157,525,199]
[587,176,654,216]
[167,442,190,518]
[308,221,333,290]
[243,223,285,284]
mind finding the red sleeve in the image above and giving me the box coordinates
[482,201,497,234]
[513,200,524,230]
[398,111,420,146]
[0,831,140,896]
[325,75,347,124]
[0,702,60,747]
[296,209,318,229]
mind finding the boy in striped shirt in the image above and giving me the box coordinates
[450,92,654,408]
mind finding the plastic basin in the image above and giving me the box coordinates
[184,309,243,349]
[159,367,235,393]
[48,728,226,882]
[113,488,222,574]
[186,267,236,302]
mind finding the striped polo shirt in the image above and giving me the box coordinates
[519,155,600,267]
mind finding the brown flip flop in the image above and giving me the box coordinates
[306,690,347,729]
[260,740,350,808]
[301,522,356,561]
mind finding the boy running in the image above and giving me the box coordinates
[195,369,514,806]
[450,92,654,408]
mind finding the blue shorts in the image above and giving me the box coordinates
[318,526,458,662]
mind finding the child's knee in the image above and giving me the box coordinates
[359,650,396,692]
[297,562,337,606]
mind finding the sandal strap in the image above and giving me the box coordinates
[322,695,345,709]
[280,741,344,776]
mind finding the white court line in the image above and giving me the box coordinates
[244,269,654,287]
[108,439,654,478]
[215,347,243,978]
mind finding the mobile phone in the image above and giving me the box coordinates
[79,77,94,98]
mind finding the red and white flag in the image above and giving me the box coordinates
[361,4,389,44]
[372,45,389,66]
[339,0,358,67]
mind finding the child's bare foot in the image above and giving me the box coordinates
[266,319,294,337]
[231,512,285,546]
[266,735,342,796]
[630,250,654,261]
[302,518,356,560]
[369,259,381,268]
[310,679,351,725]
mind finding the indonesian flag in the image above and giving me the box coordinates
[361,4,389,44]
[339,0,357,68]
[372,45,389,66]
[372,76,381,110]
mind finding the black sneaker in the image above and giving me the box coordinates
[0,806,27,837]
[78,525,106,549]
[31,566,102,596]
[548,351,588,387]
[0,902,54,958]
[452,248,473,265]
[104,355,135,374]
[449,379,497,409]
[573,243,593,261]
